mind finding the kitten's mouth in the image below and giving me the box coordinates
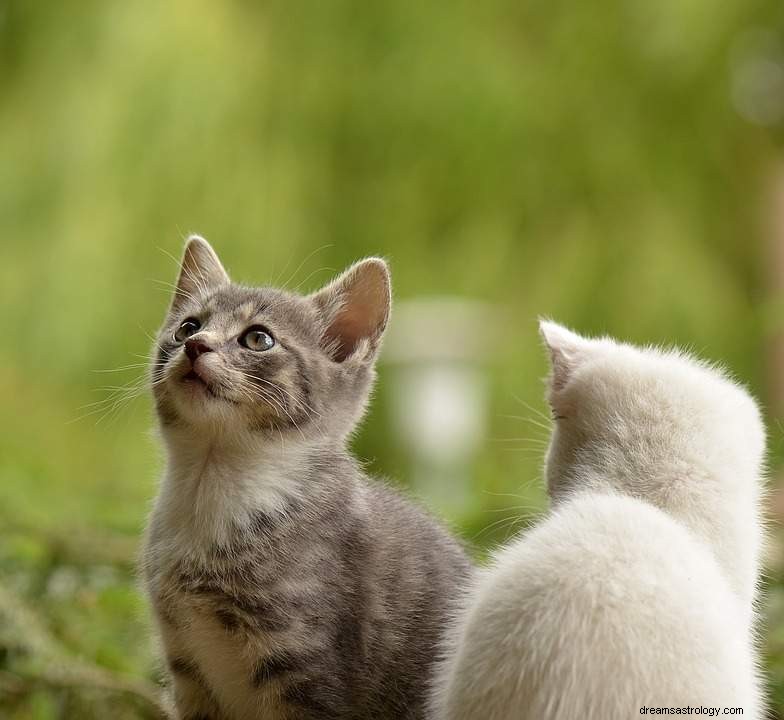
[181,369,218,398]
[179,369,237,405]
[182,370,205,385]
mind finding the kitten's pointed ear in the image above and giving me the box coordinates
[310,258,391,363]
[170,235,230,312]
[539,320,588,391]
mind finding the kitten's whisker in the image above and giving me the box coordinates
[291,266,337,294]
[490,437,549,444]
[472,514,527,543]
[73,386,143,426]
[157,246,186,272]
[158,246,207,294]
[486,503,543,514]
[248,374,324,419]
[512,395,553,425]
[491,437,549,448]
[246,385,308,441]
[191,255,212,298]
[159,245,209,298]
[237,381,292,422]
[481,490,536,502]
[72,363,165,425]
[133,353,161,363]
[94,379,149,392]
[91,363,150,373]
[241,374,328,439]
[150,278,201,305]
[248,387,308,441]
[270,249,296,287]
[502,414,552,433]
[136,324,159,346]
[236,371,312,417]
[280,244,334,290]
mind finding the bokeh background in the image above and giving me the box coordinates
[2,1,784,717]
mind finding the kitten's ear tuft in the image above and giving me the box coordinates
[311,258,391,363]
[539,320,587,391]
[171,235,230,311]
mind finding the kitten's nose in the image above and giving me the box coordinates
[185,338,214,363]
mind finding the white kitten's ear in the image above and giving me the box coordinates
[310,258,391,363]
[171,235,230,312]
[539,320,588,391]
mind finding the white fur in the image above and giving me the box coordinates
[146,426,311,567]
[431,322,767,720]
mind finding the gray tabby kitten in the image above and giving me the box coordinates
[141,236,473,720]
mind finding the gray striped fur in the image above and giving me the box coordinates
[142,237,474,720]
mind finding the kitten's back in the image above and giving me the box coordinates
[432,493,759,720]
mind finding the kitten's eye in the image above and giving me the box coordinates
[240,326,275,352]
[174,318,201,343]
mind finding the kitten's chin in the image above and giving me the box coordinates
[164,374,241,425]
[160,370,283,432]
[180,370,222,400]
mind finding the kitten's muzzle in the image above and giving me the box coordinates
[185,338,214,363]
[181,339,218,392]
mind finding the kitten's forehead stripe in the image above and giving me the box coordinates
[230,300,258,323]
[197,285,317,336]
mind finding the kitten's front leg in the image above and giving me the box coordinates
[156,612,223,720]
[167,655,223,720]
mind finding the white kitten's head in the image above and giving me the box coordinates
[539,321,765,507]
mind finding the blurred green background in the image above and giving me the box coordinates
[2,0,784,717]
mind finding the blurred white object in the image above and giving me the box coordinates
[383,298,495,514]
[730,28,784,127]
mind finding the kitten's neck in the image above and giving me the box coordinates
[154,427,336,554]
[561,455,761,616]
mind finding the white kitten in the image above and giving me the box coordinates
[431,321,767,720]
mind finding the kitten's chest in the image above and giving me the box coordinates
[153,552,325,720]
[142,455,361,719]
[164,597,285,720]
[147,533,334,720]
